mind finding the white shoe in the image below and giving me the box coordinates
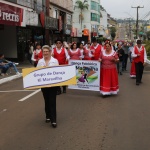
[15,63,19,65]
[16,72,20,75]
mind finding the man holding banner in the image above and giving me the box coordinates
[37,45,59,128]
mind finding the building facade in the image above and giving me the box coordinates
[0,0,46,61]
[48,0,73,44]
[72,0,101,42]
[99,5,108,38]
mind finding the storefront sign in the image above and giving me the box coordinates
[0,2,23,26]
[25,10,38,26]
[22,65,76,90]
[45,17,58,30]
[83,29,90,36]
[68,60,100,91]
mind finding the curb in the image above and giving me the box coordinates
[0,73,22,85]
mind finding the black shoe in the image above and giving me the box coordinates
[45,118,51,123]
[57,90,61,95]
[120,72,122,75]
[63,90,66,93]
[136,82,139,85]
[51,122,57,128]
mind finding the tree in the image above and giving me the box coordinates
[109,27,116,40]
[74,0,89,29]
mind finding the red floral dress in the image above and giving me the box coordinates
[68,49,81,60]
[100,50,119,95]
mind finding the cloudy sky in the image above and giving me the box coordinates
[101,0,150,20]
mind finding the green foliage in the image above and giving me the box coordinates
[111,32,116,40]
[146,31,150,40]
[110,27,116,33]
[96,37,107,43]
[75,0,89,11]
[145,40,150,56]
[109,27,116,40]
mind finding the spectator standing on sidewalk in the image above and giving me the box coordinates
[31,43,43,67]
[37,45,58,128]
[132,40,147,85]
[28,42,34,64]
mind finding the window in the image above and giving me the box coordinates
[91,1,100,12]
[17,0,34,9]
[91,13,100,23]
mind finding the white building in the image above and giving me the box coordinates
[99,6,108,37]
[72,0,101,42]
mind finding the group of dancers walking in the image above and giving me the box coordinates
[33,38,149,128]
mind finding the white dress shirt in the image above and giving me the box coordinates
[37,56,59,67]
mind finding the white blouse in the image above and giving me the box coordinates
[37,56,59,67]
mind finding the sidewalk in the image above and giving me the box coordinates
[0,61,33,84]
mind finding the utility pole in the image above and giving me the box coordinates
[131,6,144,39]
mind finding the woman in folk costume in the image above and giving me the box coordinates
[31,43,43,67]
[99,42,119,96]
[77,42,85,60]
[68,43,82,60]
[130,46,136,78]
[90,37,103,60]
[52,39,70,94]
[103,40,114,51]
[83,42,93,60]
[132,40,147,85]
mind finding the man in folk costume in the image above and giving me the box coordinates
[132,40,147,85]
[52,39,70,94]
[31,43,43,67]
[90,37,103,60]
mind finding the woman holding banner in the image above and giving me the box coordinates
[37,45,59,128]
[68,43,82,60]
[99,42,119,96]
[83,43,93,60]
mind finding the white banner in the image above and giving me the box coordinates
[22,65,76,89]
[68,60,100,91]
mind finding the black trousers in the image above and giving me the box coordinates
[135,62,144,83]
[123,54,128,70]
[41,87,57,122]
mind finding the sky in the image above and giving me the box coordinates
[101,0,150,20]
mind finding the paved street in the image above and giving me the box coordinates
[117,24,126,41]
[0,63,150,150]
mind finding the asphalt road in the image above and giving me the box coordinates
[0,68,150,150]
[117,24,126,41]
